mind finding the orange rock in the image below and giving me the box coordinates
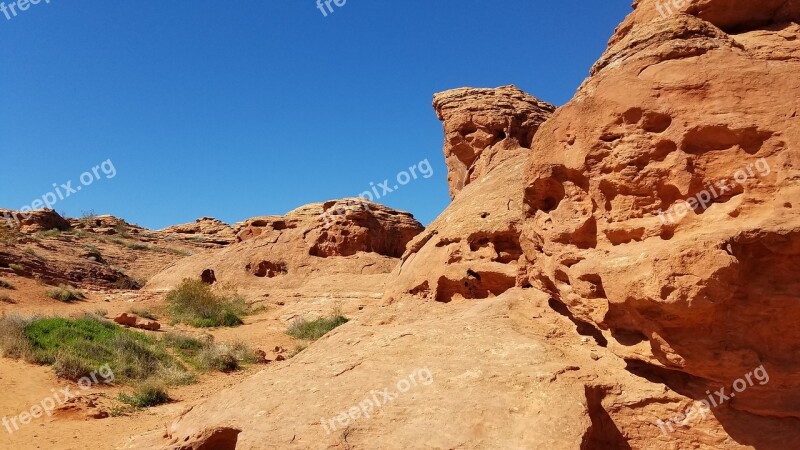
[521,0,800,429]
[113,313,161,331]
[432,86,554,199]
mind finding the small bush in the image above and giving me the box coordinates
[114,222,130,237]
[286,315,349,341]
[162,332,255,373]
[45,285,85,303]
[9,264,24,273]
[83,245,104,263]
[0,314,33,359]
[287,344,307,359]
[0,279,15,290]
[67,229,89,239]
[0,225,20,245]
[119,382,170,408]
[37,229,62,238]
[24,248,43,259]
[166,279,248,328]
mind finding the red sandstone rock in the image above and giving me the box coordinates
[386,87,550,302]
[145,199,424,294]
[433,86,554,199]
[520,0,800,444]
[160,217,236,246]
[0,208,70,234]
[113,313,161,331]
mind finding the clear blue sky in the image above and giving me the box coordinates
[0,0,631,229]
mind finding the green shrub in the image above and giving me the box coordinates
[286,315,349,341]
[166,279,248,328]
[9,264,24,273]
[0,279,15,290]
[45,285,85,303]
[119,382,170,408]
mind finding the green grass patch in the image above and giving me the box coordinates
[286,315,349,341]
[119,382,170,408]
[45,285,85,303]
[0,279,15,290]
[8,264,24,273]
[20,316,192,383]
[166,279,248,328]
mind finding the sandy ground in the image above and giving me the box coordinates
[0,271,374,450]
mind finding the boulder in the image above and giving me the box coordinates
[113,313,161,331]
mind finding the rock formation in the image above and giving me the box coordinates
[520,0,800,444]
[385,87,554,303]
[0,208,70,234]
[82,1,800,448]
[145,199,424,297]
[433,86,555,199]
[160,217,236,246]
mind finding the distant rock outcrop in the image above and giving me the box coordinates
[145,199,424,295]
[160,217,236,246]
[0,208,70,234]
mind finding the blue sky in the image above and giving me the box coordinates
[0,0,631,229]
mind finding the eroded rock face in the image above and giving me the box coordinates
[521,0,800,436]
[433,86,555,199]
[385,88,553,303]
[387,152,528,303]
[145,199,424,293]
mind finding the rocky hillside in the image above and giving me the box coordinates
[122,1,800,449]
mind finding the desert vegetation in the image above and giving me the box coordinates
[45,285,86,303]
[0,314,259,410]
[166,279,250,327]
[286,312,349,341]
[118,382,171,408]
